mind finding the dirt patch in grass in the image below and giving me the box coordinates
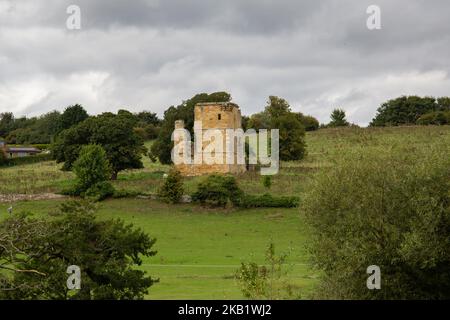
[0,193,67,203]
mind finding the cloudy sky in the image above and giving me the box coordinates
[0,0,449,125]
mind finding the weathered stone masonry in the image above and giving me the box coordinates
[175,102,247,176]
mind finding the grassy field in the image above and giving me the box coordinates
[1,126,449,299]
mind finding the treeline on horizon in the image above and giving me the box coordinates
[1,93,449,148]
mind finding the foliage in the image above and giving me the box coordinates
[59,104,89,131]
[370,96,450,126]
[0,201,157,300]
[84,181,116,201]
[247,96,306,161]
[0,153,53,167]
[262,175,272,190]
[416,111,450,125]
[304,145,450,299]
[68,144,114,200]
[235,242,300,300]
[53,111,146,179]
[328,109,349,127]
[73,145,112,190]
[3,111,62,144]
[157,168,184,204]
[238,193,299,208]
[296,113,320,131]
[0,149,6,166]
[191,174,243,207]
[272,114,306,161]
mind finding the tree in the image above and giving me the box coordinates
[151,92,231,164]
[0,201,157,300]
[53,112,146,179]
[264,96,291,119]
[157,168,184,203]
[328,109,349,127]
[59,104,89,131]
[272,114,306,161]
[295,113,320,131]
[304,145,450,299]
[69,144,114,200]
[246,96,307,161]
[416,111,450,125]
[135,111,161,127]
[370,96,449,126]
[0,112,14,137]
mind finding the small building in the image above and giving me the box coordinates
[0,140,41,158]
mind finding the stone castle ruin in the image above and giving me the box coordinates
[174,102,247,176]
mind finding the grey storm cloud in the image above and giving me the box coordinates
[0,0,449,125]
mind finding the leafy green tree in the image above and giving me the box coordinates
[247,112,271,130]
[157,168,184,203]
[0,201,157,300]
[0,112,15,137]
[370,96,450,126]
[272,114,306,161]
[151,92,231,164]
[328,109,349,127]
[59,104,89,131]
[295,113,320,131]
[264,96,291,119]
[417,111,450,125]
[135,111,161,127]
[53,112,146,179]
[247,96,307,161]
[69,144,114,200]
[73,144,111,189]
[304,145,450,299]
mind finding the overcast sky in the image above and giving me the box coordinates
[0,0,449,125]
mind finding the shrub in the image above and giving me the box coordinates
[192,175,243,207]
[0,150,7,166]
[417,111,450,125]
[235,242,300,299]
[238,193,299,208]
[304,146,450,299]
[0,153,52,167]
[84,181,115,201]
[157,169,184,203]
[262,176,272,190]
[73,144,112,190]
[69,144,115,201]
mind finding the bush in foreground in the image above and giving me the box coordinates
[304,146,450,299]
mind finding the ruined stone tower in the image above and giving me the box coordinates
[174,102,247,176]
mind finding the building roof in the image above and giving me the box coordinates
[6,147,41,153]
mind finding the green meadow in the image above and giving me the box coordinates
[1,125,449,299]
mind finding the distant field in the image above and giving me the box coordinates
[1,126,449,299]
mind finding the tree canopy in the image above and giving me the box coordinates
[0,201,157,300]
[53,111,146,179]
[370,96,450,126]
